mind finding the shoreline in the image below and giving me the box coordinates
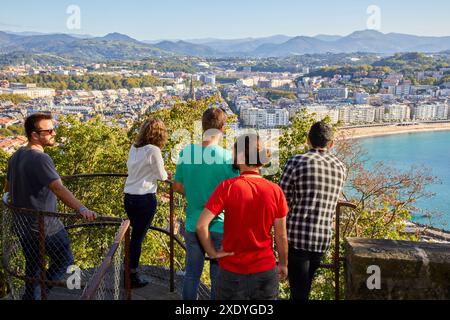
[338,121,450,238]
[338,122,450,139]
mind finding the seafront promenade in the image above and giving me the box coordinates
[339,122,450,139]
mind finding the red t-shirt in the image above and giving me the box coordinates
[205,174,288,274]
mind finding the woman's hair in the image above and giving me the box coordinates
[233,133,271,168]
[134,118,168,149]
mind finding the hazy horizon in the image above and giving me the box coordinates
[1,0,450,41]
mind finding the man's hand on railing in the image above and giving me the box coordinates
[79,206,97,221]
[160,192,171,203]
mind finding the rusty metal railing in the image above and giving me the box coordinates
[81,220,131,300]
[59,173,187,295]
[2,172,358,300]
[1,193,131,300]
[319,201,357,300]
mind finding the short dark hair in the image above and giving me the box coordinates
[233,133,271,168]
[308,121,334,148]
[24,113,53,139]
[202,108,227,132]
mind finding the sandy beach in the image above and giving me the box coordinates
[338,122,450,139]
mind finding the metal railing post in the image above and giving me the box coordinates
[169,182,175,293]
[334,203,341,301]
[333,201,357,300]
[124,226,131,300]
[38,215,47,300]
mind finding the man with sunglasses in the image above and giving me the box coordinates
[4,112,96,300]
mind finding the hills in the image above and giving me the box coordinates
[147,30,450,57]
[0,32,167,63]
[1,30,450,63]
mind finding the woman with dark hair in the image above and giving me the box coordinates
[124,118,169,288]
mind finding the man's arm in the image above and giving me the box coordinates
[49,179,96,221]
[274,217,288,281]
[196,208,233,259]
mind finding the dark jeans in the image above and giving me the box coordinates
[288,246,325,300]
[19,228,74,300]
[124,193,157,271]
[216,267,279,300]
[182,231,223,300]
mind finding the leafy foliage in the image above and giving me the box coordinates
[0,124,25,137]
[0,93,31,105]
[0,99,439,300]
[8,74,163,91]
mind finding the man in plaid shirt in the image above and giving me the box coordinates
[280,121,347,300]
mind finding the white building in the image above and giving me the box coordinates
[383,104,411,122]
[237,78,257,87]
[240,107,289,128]
[413,103,449,120]
[0,86,56,99]
[265,109,289,127]
[395,84,412,96]
[317,88,348,101]
[305,105,340,124]
[355,92,369,104]
[339,105,375,124]
[201,75,216,85]
[240,107,259,127]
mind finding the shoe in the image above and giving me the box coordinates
[130,272,149,289]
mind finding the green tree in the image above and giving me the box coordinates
[0,149,9,297]
[0,94,31,105]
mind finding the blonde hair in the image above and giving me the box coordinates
[134,118,168,149]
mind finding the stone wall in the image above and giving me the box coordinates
[345,238,450,300]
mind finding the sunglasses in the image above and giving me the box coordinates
[36,128,56,135]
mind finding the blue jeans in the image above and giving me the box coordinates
[182,231,223,300]
[19,228,74,300]
[124,193,158,271]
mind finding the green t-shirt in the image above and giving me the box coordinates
[174,144,239,233]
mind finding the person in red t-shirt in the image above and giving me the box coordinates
[196,133,288,300]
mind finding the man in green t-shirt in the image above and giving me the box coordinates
[173,108,239,300]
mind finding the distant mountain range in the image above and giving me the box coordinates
[1,30,450,63]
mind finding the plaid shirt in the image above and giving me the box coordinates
[280,149,347,253]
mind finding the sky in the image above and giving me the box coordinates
[1,0,450,40]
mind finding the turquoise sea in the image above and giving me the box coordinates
[358,130,450,231]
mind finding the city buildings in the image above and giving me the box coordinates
[0,83,56,99]
[317,87,349,101]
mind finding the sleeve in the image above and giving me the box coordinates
[276,187,289,218]
[279,158,296,203]
[173,149,184,183]
[35,154,60,187]
[204,181,228,216]
[152,147,168,181]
